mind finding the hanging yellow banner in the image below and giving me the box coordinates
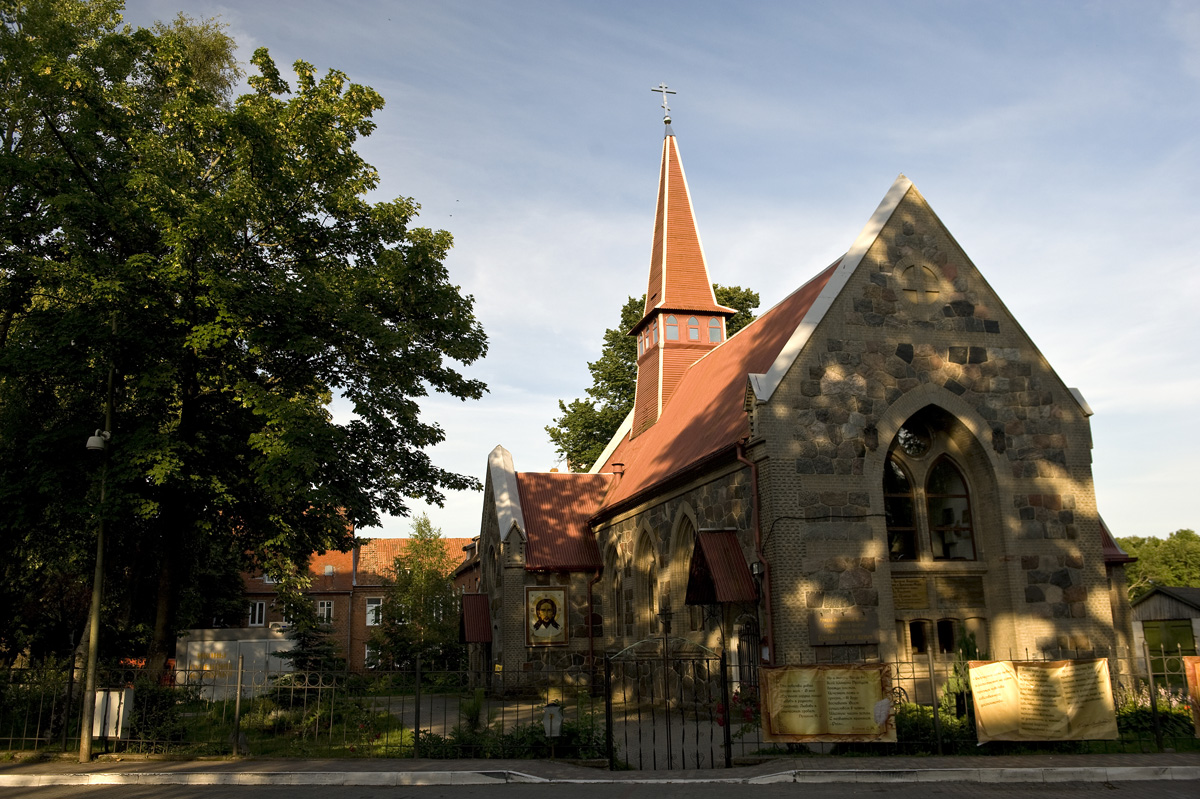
[1184,656,1200,738]
[968,659,1118,742]
[760,664,895,742]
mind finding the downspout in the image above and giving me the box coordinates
[587,568,603,670]
[737,440,775,665]
[348,545,358,665]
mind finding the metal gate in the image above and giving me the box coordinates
[604,641,753,770]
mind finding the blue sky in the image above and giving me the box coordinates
[122,0,1200,541]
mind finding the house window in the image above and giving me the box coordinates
[262,574,277,584]
[708,318,722,342]
[937,619,957,654]
[884,410,978,563]
[638,332,644,356]
[909,620,928,655]
[651,319,658,344]
[365,644,379,669]
[248,601,266,627]
[665,315,679,340]
[687,316,700,341]
[324,565,334,576]
[365,597,382,626]
[317,600,334,623]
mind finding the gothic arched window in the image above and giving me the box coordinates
[708,318,722,342]
[665,315,679,341]
[926,458,975,560]
[687,316,700,341]
[884,411,979,562]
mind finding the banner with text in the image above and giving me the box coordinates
[760,664,895,743]
[1185,656,1200,738]
[968,659,1118,743]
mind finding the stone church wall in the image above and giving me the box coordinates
[753,188,1116,665]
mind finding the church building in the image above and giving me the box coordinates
[465,106,1135,685]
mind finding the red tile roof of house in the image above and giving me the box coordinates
[355,537,475,584]
[516,472,611,571]
[598,260,840,513]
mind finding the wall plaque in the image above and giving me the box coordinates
[892,578,928,609]
[936,576,986,608]
[809,608,880,645]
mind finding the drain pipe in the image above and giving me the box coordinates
[737,440,775,666]
[587,568,603,670]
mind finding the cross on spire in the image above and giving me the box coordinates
[651,82,676,124]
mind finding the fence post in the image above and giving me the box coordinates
[604,656,615,771]
[1142,640,1164,752]
[413,655,422,759]
[719,651,733,768]
[926,645,943,755]
[232,655,244,755]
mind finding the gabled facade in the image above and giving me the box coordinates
[472,120,1135,683]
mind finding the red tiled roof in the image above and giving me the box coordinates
[460,593,493,643]
[1099,517,1136,564]
[308,550,356,592]
[355,537,475,584]
[686,530,758,604]
[516,472,610,571]
[598,260,840,513]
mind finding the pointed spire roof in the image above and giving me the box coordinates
[633,126,734,333]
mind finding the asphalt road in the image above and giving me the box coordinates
[3,781,1196,799]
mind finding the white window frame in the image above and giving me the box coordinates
[317,600,334,623]
[365,597,382,626]
[248,600,266,627]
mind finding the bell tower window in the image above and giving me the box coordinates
[665,315,679,341]
[708,318,722,342]
[687,317,700,340]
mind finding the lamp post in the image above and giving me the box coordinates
[79,330,115,763]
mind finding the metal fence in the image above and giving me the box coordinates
[1,646,1195,768]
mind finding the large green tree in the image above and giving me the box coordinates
[547,285,759,472]
[1116,529,1200,601]
[371,515,462,670]
[0,1,486,666]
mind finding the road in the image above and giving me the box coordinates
[3,781,1195,799]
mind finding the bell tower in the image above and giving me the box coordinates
[630,86,735,439]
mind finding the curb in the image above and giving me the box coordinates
[1,766,1198,786]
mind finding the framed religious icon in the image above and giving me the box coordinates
[525,587,568,646]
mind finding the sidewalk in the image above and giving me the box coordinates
[1,752,1198,786]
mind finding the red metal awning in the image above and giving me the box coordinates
[460,593,492,643]
[686,530,758,605]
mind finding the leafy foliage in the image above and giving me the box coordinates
[371,515,463,670]
[547,285,759,472]
[1116,529,1200,600]
[0,1,487,664]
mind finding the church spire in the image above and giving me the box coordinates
[630,89,735,439]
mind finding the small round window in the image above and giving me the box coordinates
[897,423,931,457]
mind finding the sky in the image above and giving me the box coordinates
[121,0,1200,542]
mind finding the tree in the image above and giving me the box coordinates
[547,285,759,472]
[371,515,462,670]
[0,2,487,666]
[1116,529,1200,601]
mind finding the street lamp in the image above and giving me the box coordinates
[79,328,115,762]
